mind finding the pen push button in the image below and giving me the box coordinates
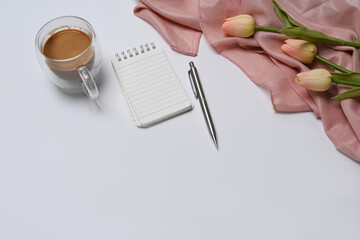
[188,65,198,99]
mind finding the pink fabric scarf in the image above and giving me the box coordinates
[134,0,360,162]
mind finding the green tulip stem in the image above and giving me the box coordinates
[254,26,352,74]
[314,55,351,73]
[331,78,360,87]
[344,41,360,48]
[254,25,281,33]
[255,25,360,49]
[255,25,360,88]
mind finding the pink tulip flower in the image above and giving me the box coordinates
[281,39,317,64]
[295,69,332,91]
[222,14,255,38]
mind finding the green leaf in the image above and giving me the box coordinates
[331,72,360,86]
[272,0,300,27]
[356,38,360,57]
[280,27,346,45]
[332,87,360,100]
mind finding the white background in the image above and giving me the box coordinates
[1,1,360,239]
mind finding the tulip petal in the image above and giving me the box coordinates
[281,43,315,64]
[284,39,317,53]
[281,39,317,64]
[295,69,332,91]
[221,14,255,38]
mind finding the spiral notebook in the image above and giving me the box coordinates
[111,43,193,127]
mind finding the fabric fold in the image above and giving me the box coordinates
[134,1,202,56]
[134,0,360,162]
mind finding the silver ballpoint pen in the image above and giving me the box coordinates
[188,61,218,149]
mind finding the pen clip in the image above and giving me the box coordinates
[188,69,198,99]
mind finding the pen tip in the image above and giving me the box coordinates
[212,136,218,150]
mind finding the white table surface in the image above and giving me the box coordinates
[1,1,360,239]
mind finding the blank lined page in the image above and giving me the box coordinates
[112,43,193,127]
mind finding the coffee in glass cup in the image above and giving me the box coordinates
[35,16,101,100]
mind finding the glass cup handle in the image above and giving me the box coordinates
[77,66,99,100]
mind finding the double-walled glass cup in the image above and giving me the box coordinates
[35,16,101,100]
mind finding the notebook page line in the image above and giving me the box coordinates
[137,99,191,119]
[127,82,183,105]
[115,57,168,78]
[118,65,172,85]
[128,86,184,110]
[120,68,174,89]
[133,92,188,113]
[124,74,178,96]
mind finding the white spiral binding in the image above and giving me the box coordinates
[115,42,156,61]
